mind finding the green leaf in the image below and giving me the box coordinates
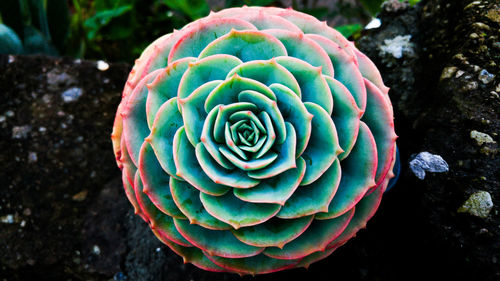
[358,0,385,16]
[334,24,362,38]
[83,4,132,40]
[28,0,50,40]
[0,24,23,54]
[163,0,210,20]
[23,25,57,55]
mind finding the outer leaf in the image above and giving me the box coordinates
[160,238,227,272]
[231,215,313,249]
[170,178,231,230]
[198,29,288,62]
[275,56,333,114]
[361,79,397,186]
[146,57,194,127]
[315,122,377,219]
[277,158,341,218]
[122,69,163,166]
[174,218,264,258]
[168,18,256,62]
[264,208,354,259]
[133,171,192,247]
[139,141,185,219]
[207,254,299,276]
[148,97,184,180]
[199,191,281,229]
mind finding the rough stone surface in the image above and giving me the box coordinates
[1,0,499,280]
[357,0,499,280]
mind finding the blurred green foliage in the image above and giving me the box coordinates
[0,0,420,62]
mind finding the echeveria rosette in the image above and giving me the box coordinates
[111,6,397,275]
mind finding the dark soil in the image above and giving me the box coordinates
[1,0,498,280]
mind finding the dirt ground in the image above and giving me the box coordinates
[1,0,498,280]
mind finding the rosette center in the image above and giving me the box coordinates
[214,99,278,171]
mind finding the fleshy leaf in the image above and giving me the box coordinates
[146,57,194,128]
[362,79,397,186]
[212,12,302,33]
[169,177,231,230]
[353,47,390,95]
[214,102,258,143]
[199,191,281,229]
[122,68,163,166]
[148,97,183,180]
[196,142,261,188]
[139,141,185,219]
[168,18,257,62]
[269,83,312,157]
[226,59,301,96]
[264,208,354,260]
[235,157,305,205]
[327,185,384,250]
[198,29,288,62]
[263,29,334,76]
[231,215,313,249]
[270,8,355,57]
[238,90,286,144]
[275,56,333,114]
[119,137,143,219]
[219,146,277,171]
[247,122,297,179]
[180,80,222,146]
[177,54,242,99]
[277,158,341,219]
[207,254,299,276]
[174,218,264,258]
[224,122,248,160]
[307,34,366,112]
[254,111,276,159]
[200,106,235,169]
[324,76,361,160]
[204,74,276,113]
[295,248,336,269]
[316,122,377,219]
[133,171,192,247]
[160,239,227,272]
[300,102,342,185]
[172,127,231,195]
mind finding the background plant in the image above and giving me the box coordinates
[0,0,420,62]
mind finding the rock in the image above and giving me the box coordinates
[61,87,83,103]
[458,191,494,219]
[357,0,500,279]
[379,35,415,59]
[440,66,458,81]
[470,130,496,146]
[478,69,495,84]
[409,152,449,180]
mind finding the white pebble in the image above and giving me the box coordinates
[92,245,101,255]
[97,60,109,71]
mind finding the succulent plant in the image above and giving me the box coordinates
[112,6,397,275]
